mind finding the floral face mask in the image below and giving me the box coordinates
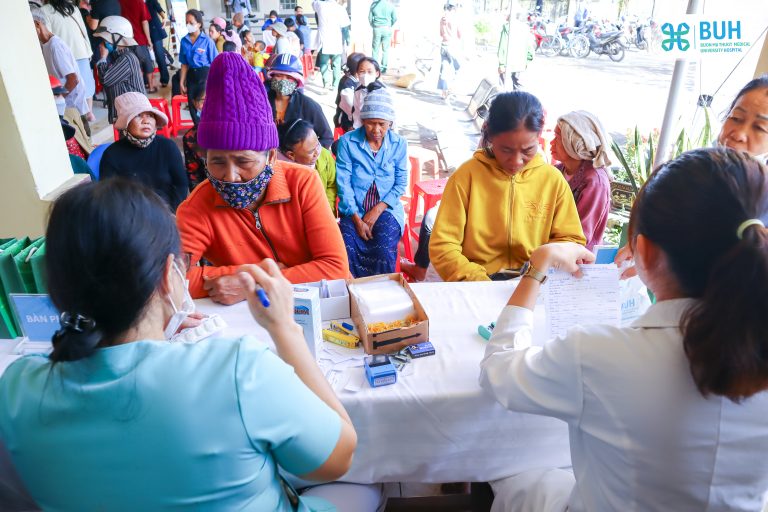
[207,165,274,209]
[270,78,298,97]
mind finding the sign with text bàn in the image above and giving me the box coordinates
[9,294,60,342]
[656,16,758,59]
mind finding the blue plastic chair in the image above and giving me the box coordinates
[87,143,111,181]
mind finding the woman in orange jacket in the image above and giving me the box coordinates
[176,52,349,304]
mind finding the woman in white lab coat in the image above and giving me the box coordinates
[480,147,768,512]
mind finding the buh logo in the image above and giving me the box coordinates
[661,22,691,51]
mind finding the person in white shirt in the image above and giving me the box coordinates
[40,0,95,121]
[480,148,768,512]
[32,8,90,135]
[312,0,351,89]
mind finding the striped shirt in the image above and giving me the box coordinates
[362,181,380,213]
[97,48,146,123]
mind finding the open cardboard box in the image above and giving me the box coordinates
[348,273,429,355]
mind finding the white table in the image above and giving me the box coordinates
[0,282,571,489]
[198,281,571,484]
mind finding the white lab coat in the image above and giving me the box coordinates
[480,299,768,512]
[312,0,350,55]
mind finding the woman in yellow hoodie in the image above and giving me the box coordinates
[430,91,586,281]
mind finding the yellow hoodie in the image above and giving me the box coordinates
[430,150,586,281]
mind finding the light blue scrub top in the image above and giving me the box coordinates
[0,337,340,511]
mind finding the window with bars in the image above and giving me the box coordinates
[280,0,298,9]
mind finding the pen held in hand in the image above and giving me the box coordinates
[256,288,270,308]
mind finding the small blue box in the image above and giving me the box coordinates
[407,341,435,358]
[364,355,397,387]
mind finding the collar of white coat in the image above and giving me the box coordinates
[629,298,698,329]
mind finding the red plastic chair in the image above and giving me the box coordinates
[301,53,315,79]
[408,178,447,247]
[333,126,345,142]
[149,97,173,138]
[171,95,194,137]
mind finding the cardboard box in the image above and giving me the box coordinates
[348,273,429,355]
[303,279,351,321]
[293,286,322,358]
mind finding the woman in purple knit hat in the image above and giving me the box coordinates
[176,52,350,303]
[175,51,385,511]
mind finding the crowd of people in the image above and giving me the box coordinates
[3,1,768,511]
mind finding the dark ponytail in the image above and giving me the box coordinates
[48,0,75,17]
[45,178,181,363]
[630,148,768,401]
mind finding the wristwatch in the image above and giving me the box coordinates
[520,261,547,284]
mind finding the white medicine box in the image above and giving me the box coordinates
[292,286,322,358]
[302,279,350,321]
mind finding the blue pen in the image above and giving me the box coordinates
[256,288,270,308]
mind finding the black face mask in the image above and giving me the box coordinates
[295,14,305,24]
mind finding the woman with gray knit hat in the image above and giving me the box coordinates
[336,87,408,277]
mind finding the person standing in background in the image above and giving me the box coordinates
[291,5,312,54]
[93,15,146,124]
[437,0,461,102]
[145,0,169,88]
[229,0,252,17]
[497,14,534,91]
[179,9,217,125]
[312,0,351,90]
[118,0,156,93]
[32,8,91,136]
[368,0,396,74]
[40,0,95,124]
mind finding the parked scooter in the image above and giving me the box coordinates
[571,22,625,61]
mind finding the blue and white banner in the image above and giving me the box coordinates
[655,16,757,59]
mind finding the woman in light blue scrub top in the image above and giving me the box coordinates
[0,178,364,511]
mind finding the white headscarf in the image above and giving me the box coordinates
[557,110,612,169]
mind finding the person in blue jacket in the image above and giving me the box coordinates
[336,87,407,277]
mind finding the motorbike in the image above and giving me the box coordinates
[571,22,625,61]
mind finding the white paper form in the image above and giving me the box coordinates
[545,264,620,339]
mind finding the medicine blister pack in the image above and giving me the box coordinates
[170,314,227,344]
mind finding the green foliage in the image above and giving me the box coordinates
[610,127,659,195]
[475,19,491,35]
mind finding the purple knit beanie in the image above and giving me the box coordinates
[197,52,279,151]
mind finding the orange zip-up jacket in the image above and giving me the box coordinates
[176,160,350,298]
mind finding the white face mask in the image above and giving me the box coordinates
[55,97,66,116]
[360,73,377,87]
[186,23,199,34]
[164,262,195,340]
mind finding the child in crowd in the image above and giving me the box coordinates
[334,52,365,134]
[244,36,267,75]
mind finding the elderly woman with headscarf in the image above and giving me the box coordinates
[176,52,349,304]
[550,110,612,251]
[336,88,408,277]
[99,92,187,211]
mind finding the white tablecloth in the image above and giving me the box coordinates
[198,281,571,484]
[0,282,571,488]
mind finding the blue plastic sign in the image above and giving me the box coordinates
[9,294,60,341]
